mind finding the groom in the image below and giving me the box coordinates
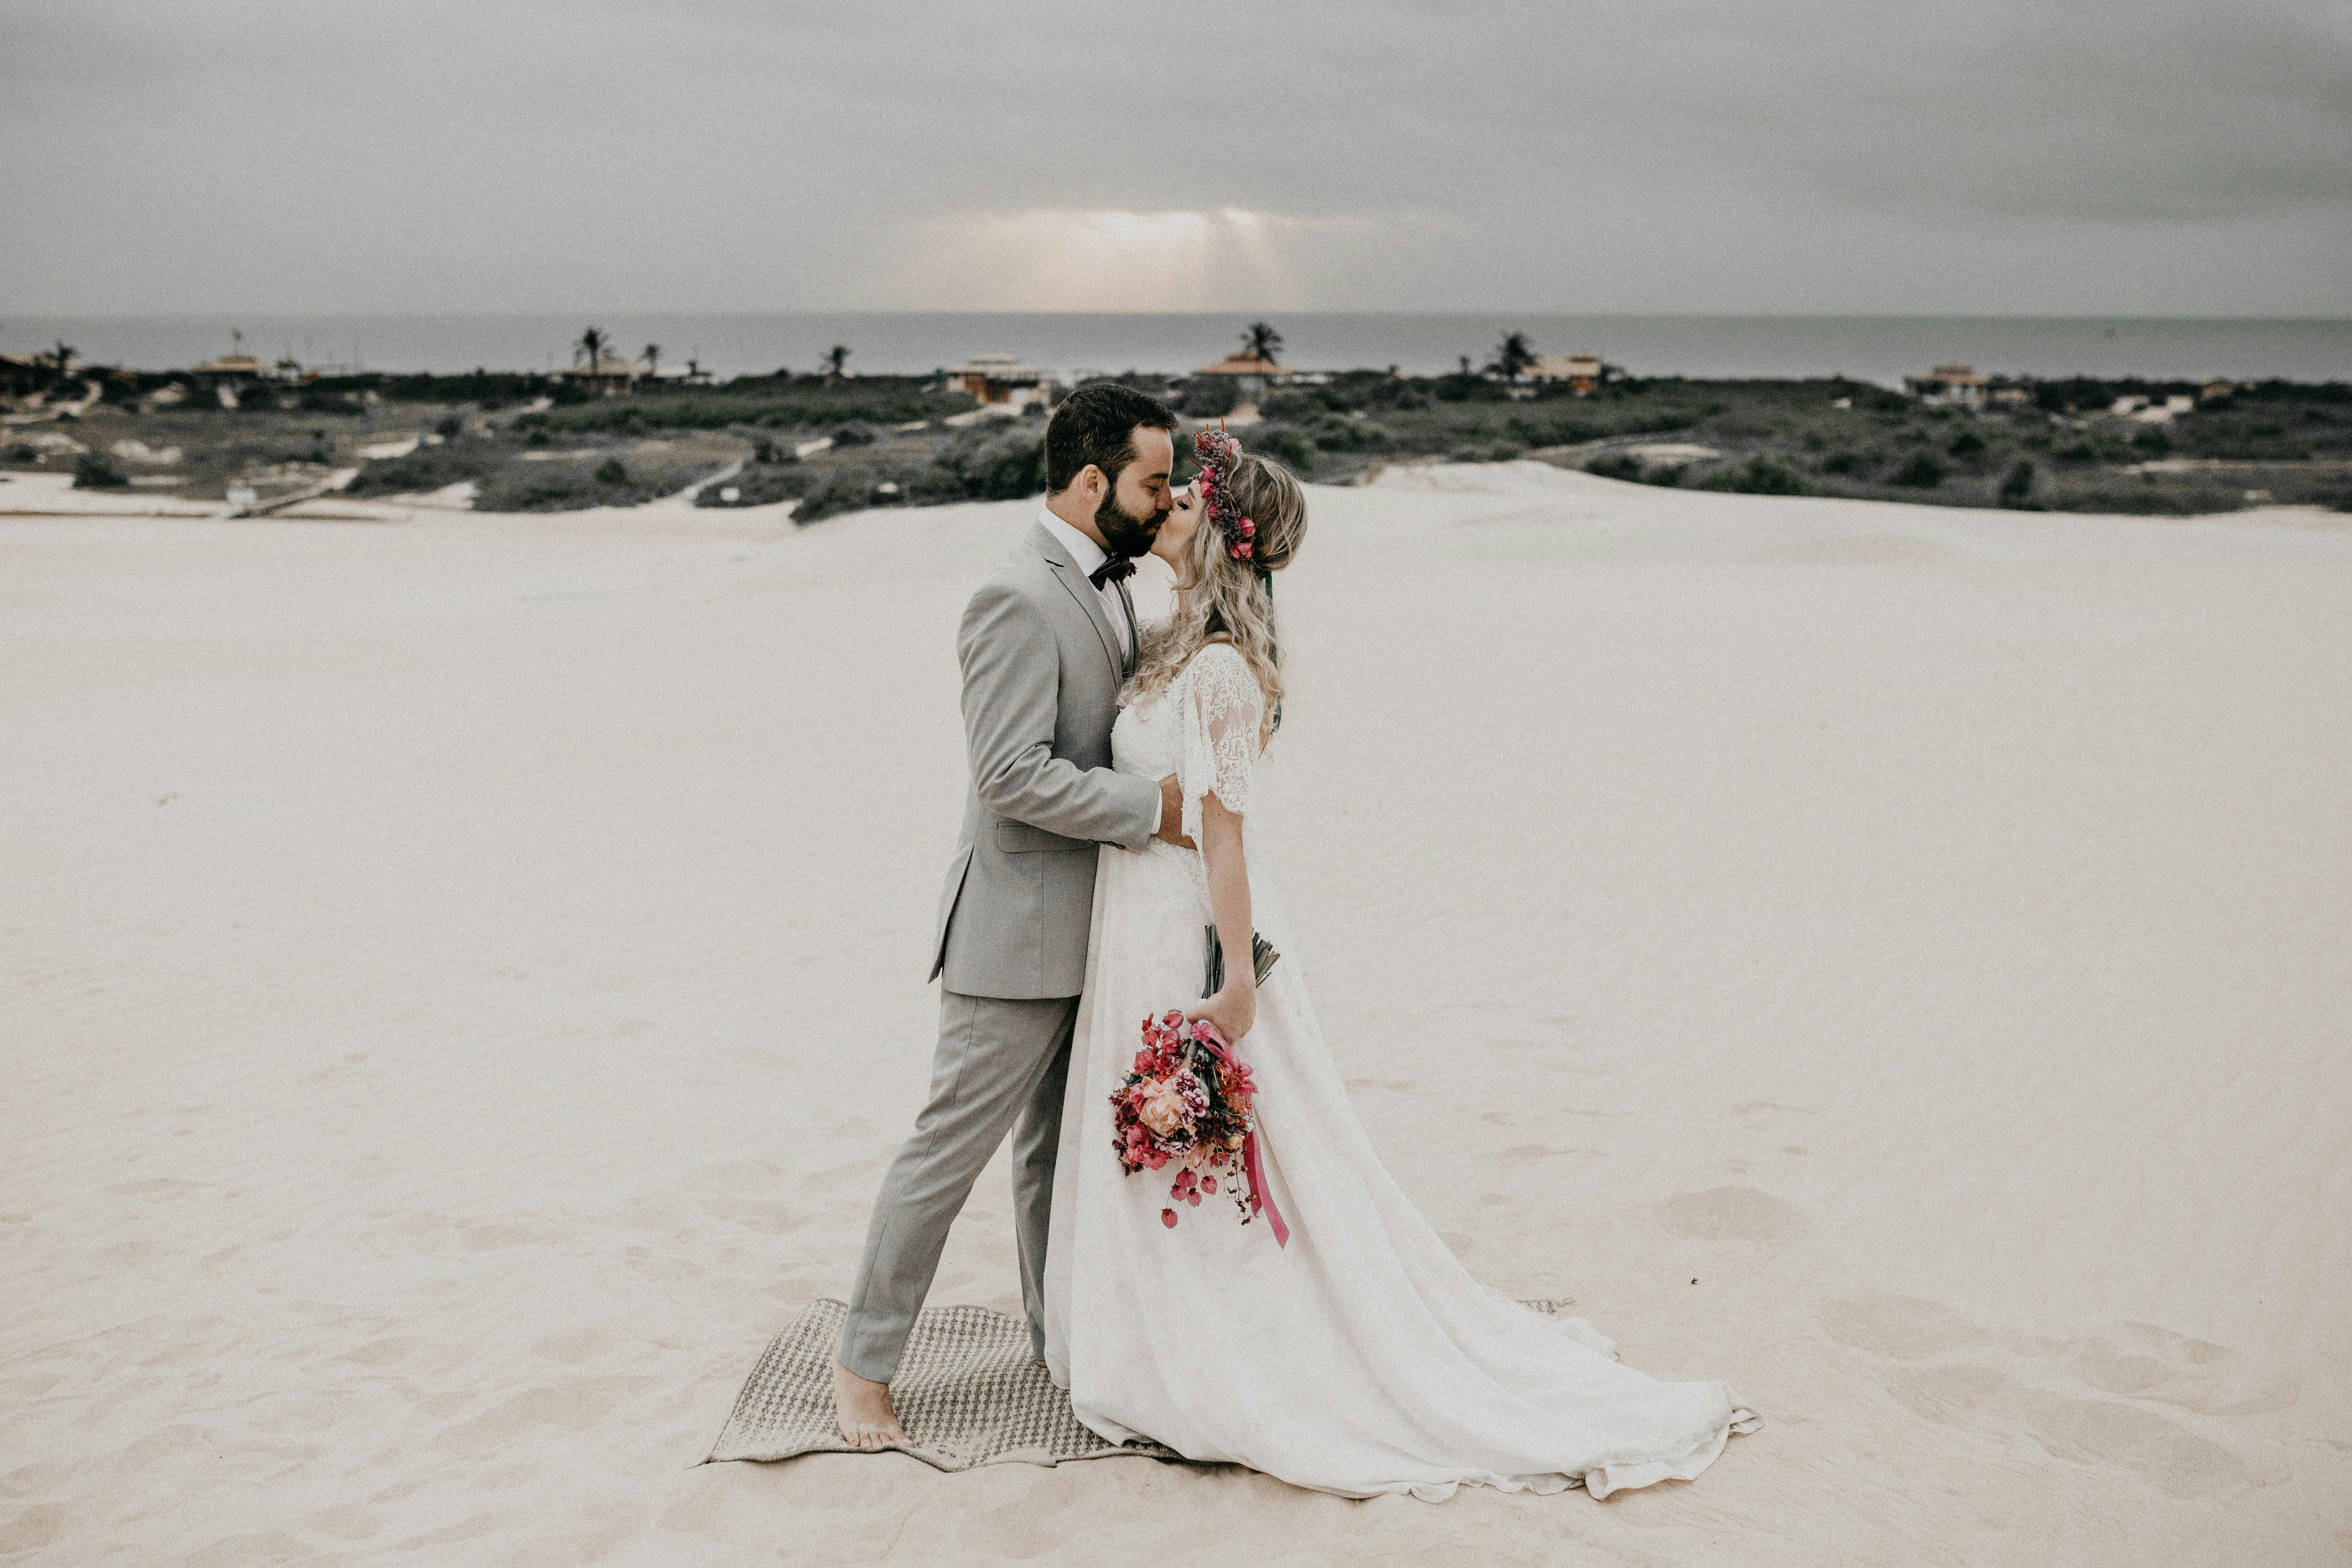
[834,383,1191,1448]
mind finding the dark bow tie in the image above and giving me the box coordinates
[1088,555,1135,589]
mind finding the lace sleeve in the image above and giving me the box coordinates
[1176,643,1266,848]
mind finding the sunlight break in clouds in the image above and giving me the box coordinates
[870,207,1397,312]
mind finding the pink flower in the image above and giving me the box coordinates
[1239,517,1255,535]
[1134,1079,1191,1137]
[1161,1208,1178,1228]
[1202,1175,1217,1195]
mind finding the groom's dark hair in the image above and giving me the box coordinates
[1044,384,1179,494]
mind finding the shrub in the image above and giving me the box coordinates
[1645,464,1687,487]
[472,459,699,512]
[933,425,1045,500]
[1585,453,1643,481]
[1948,429,1987,457]
[434,414,464,439]
[1259,390,1324,423]
[1998,460,2036,507]
[1255,428,1320,470]
[1697,457,1804,495]
[832,424,876,448]
[1735,457,1804,495]
[525,429,550,447]
[793,467,913,523]
[1890,453,1947,488]
[1820,450,1872,476]
[73,451,129,488]
[696,466,812,508]
[2130,428,2172,455]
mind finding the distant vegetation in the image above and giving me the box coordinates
[6,348,2346,519]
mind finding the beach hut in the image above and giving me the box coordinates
[1528,353,1605,394]
[192,353,282,387]
[1188,352,1289,399]
[1903,364,1991,407]
[945,354,1053,409]
[554,353,639,395]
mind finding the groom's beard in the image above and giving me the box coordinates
[1095,487,1165,560]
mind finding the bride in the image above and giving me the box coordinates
[1043,431,1759,1501]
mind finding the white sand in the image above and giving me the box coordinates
[4,464,2348,1564]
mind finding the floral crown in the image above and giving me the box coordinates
[1191,426,1257,562]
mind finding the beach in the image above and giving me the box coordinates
[4,466,2347,1564]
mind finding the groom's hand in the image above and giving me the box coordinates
[1154,774,1195,850]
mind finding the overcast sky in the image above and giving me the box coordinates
[3,0,2346,316]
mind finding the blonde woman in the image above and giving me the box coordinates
[1041,430,1757,1502]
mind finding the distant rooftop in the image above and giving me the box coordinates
[1192,353,1286,376]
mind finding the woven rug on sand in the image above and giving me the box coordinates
[704,1296,1562,1474]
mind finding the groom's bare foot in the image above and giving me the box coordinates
[833,1358,910,1451]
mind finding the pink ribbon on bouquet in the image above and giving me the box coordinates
[1241,1128,1289,1248]
[1190,1027,1289,1249]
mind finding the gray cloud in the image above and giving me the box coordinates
[1,0,2345,315]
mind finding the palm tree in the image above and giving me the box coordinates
[575,326,608,372]
[1239,321,1283,364]
[642,343,661,377]
[49,339,77,386]
[824,345,851,380]
[1489,331,1536,381]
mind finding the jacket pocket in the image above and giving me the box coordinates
[995,818,1071,854]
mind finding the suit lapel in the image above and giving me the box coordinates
[1029,521,1124,685]
[1114,578,1139,678]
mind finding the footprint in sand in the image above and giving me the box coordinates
[1819,1291,2270,1497]
[1655,1185,1810,1246]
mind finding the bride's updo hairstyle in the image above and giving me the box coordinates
[1124,434,1308,746]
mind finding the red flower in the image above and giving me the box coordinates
[1161,1208,1178,1228]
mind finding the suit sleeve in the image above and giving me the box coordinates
[959,580,1160,850]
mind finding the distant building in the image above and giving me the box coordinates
[945,354,1053,409]
[193,353,303,386]
[1903,364,1991,407]
[554,353,639,394]
[1189,352,1290,399]
[1528,353,1606,394]
[2200,377,2235,401]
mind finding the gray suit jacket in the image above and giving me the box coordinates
[930,521,1160,998]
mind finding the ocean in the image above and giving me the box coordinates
[9,313,2350,387]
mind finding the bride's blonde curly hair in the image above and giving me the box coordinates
[1123,448,1308,745]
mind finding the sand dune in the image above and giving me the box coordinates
[3,464,2347,1564]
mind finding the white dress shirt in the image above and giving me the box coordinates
[1039,508,1136,661]
[1038,506,1158,834]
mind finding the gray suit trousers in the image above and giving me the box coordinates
[835,988,1078,1383]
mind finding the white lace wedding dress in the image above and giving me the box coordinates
[1042,644,1759,1501]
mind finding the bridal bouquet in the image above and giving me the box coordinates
[1108,929,1289,1243]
